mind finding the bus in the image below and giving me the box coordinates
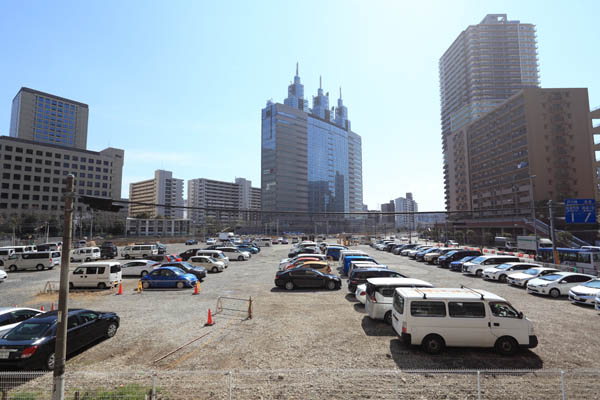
[536,247,600,274]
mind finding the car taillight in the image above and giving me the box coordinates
[402,321,407,333]
[350,280,357,284]
[21,346,38,359]
[360,291,366,296]
[370,293,377,302]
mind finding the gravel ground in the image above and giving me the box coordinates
[4,243,600,399]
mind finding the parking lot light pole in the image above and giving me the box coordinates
[52,175,74,400]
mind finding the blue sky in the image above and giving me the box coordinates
[1,1,598,211]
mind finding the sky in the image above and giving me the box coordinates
[1,0,599,212]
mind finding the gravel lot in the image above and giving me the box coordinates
[4,242,600,398]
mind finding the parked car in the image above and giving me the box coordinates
[569,279,600,306]
[0,307,42,337]
[482,262,542,283]
[391,287,537,355]
[289,261,331,274]
[438,250,482,269]
[195,250,229,267]
[449,256,478,272]
[355,284,368,304]
[121,245,158,259]
[141,266,198,289]
[120,260,160,277]
[347,268,406,293]
[365,277,434,324]
[70,247,101,263]
[416,248,440,262]
[206,238,217,245]
[69,262,122,289]
[527,272,595,298]
[596,293,600,312]
[237,244,259,254]
[99,242,118,259]
[281,238,289,245]
[0,269,6,283]
[342,255,378,276]
[5,251,61,272]
[405,246,431,258]
[325,246,347,261]
[462,255,521,277]
[424,248,453,264]
[216,247,250,261]
[506,267,560,287]
[287,247,320,259]
[274,268,341,291]
[156,243,167,255]
[179,248,201,261]
[160,262,207,281]
[0,309,119,370]
[279,255,326,271]
[291,237,300,244]
[392,244,416,255]
[188,256,225,273]
[185,239,198,246]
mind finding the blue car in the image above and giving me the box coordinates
[343,255,377,275]
[237,245,259,254]
[449,256,477,272]
[326,246,347,261]
[141,266,198,289]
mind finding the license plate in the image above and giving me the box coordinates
[0,350,13,359]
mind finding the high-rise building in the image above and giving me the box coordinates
[129,170,183,219]
[10,87,89,150]
[381,200,395,225]
[261,65,363,232]
[187,177,261,227]
[395,193,418,229]
[440,14,539,211]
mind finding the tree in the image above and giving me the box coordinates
[466,230,477,245]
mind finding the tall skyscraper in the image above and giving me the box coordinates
[440,14,539,211]
[261,65,363,232]
[10,87,89,150]
[129,170,183,218]
[395,193,418,229]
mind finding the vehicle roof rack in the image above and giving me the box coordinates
[460,285,485,300]
[414,287,427,299]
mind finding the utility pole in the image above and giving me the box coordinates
[46,221,50,243]
[89,211,93,240]
[529,175,538,256]
[548,200,559,264]
[52,175,74,400]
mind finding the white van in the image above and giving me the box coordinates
[69,262,122,289]
[195,250,229,267]
[256,238,272,247]
[121,244,158,259]
[365,278,434,324]
[391,287,537,355]
[70,247,101,263]
[5,251,61,272]
[0,248,15,262]
[0,245,37,254]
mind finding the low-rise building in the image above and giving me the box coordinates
[125,218,192,237]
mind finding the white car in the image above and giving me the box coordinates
[527,272,595,298]
[188,256,225,273]
[0,269,6,283]
[462,255,521,277]
[120,260,160,277]
[406,246,431,258]
[206,238,217,245]
[506,267,560,287]
[595,293,600,311]
[568,279,600,306]
[279,254,328,270]
[355,284,367,304]
[482,262,541,283]
[0,307,42,336]
[216,247,250,261]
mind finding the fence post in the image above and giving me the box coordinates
[394,370,398,400]
[227,370,232,400]
[151,374,156,400]
[477,370,481,400]
[561,370,566,400]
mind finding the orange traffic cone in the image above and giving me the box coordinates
[205,309,215,326]
[116,283,123,295]
[193,282,199,295]
[50,302,55,311]
[40,305,44,312]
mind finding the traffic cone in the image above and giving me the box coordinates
[193,282,199,295]
[205,309,215,326]
[50,302,55,311]
[40,305,44,312]
[116,283,123,295]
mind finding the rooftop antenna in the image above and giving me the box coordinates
[460,285,485,300]
[319,75,322,89]
[296,62,299,76]
[339,86,342,99]
[414,287,427,299]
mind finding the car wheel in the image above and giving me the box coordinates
[106,322,118,338]
[475,269,483,277]
[495,336,518,356]
[177,281,185,289]
[70,258,75,263]
[238,256,244,261]
[124,254,130,259]
[36,264,45,271]
[422,334,445,355]
[69,282,74,289]
[142,254,147,258]
[9,265,17,272]
[549,288,560,298]
[384,311,392,325]
[326,280,336,290]
[142,281,150,289]
[97,282,107,289]
[85,257,91,262]
[45,352,55,370]
[285,281,294,291]
[212,267,218,273]
[140,270,148,278]
[499,274,507,283]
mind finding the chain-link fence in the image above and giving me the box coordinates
[1,369,599,399]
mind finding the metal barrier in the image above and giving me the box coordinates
[1,369,600,399]
[215,296,253,319]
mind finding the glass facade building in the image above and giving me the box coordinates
[261,66,363,232]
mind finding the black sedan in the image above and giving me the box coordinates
[161,262,207,281]
[179,248,200,261]
[275,267,341,291]
[0,309,119,370]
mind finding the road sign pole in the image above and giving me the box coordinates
[548,200,559,265]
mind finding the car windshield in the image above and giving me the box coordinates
[523,268,541,276]
[4,322,52,340]
[495,263,513,270]
[458,256,475,263]
[583,280,600,289]
[470,256,486,264]
[540,274,562,281]
[445,251,457,256]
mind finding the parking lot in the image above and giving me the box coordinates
[3,242,600,398]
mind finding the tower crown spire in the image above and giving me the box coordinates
[296,62,299,76]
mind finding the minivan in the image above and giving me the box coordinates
[70,247,101,263]
[391,287,537,355]
[365,277,434,324]
[348,267,405,293]
[4,251,61,272]
[121,245,158,259]
[462,255,521,277]
[196,250,229,267]
[0,246,37,254]
[256,238,272,247]
[69,262,122,289]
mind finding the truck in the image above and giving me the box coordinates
[516,236,553,254]
[494,236,516,251]
[218,232,234,242]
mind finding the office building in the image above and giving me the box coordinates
[187,177,261,227]
[0,136,123,214]
[10,87,89,150]
[129,170,183,219]
[395,193,418,229]
[592,107,600,201]
[126,217,191,237]
[261,65,363,232]
[440,14,539,211]
[381,201,395,225]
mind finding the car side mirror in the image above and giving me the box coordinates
[518,312,523,319]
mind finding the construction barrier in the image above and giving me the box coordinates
[215,296,253,320]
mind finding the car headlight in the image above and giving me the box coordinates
[538,283,549,287]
